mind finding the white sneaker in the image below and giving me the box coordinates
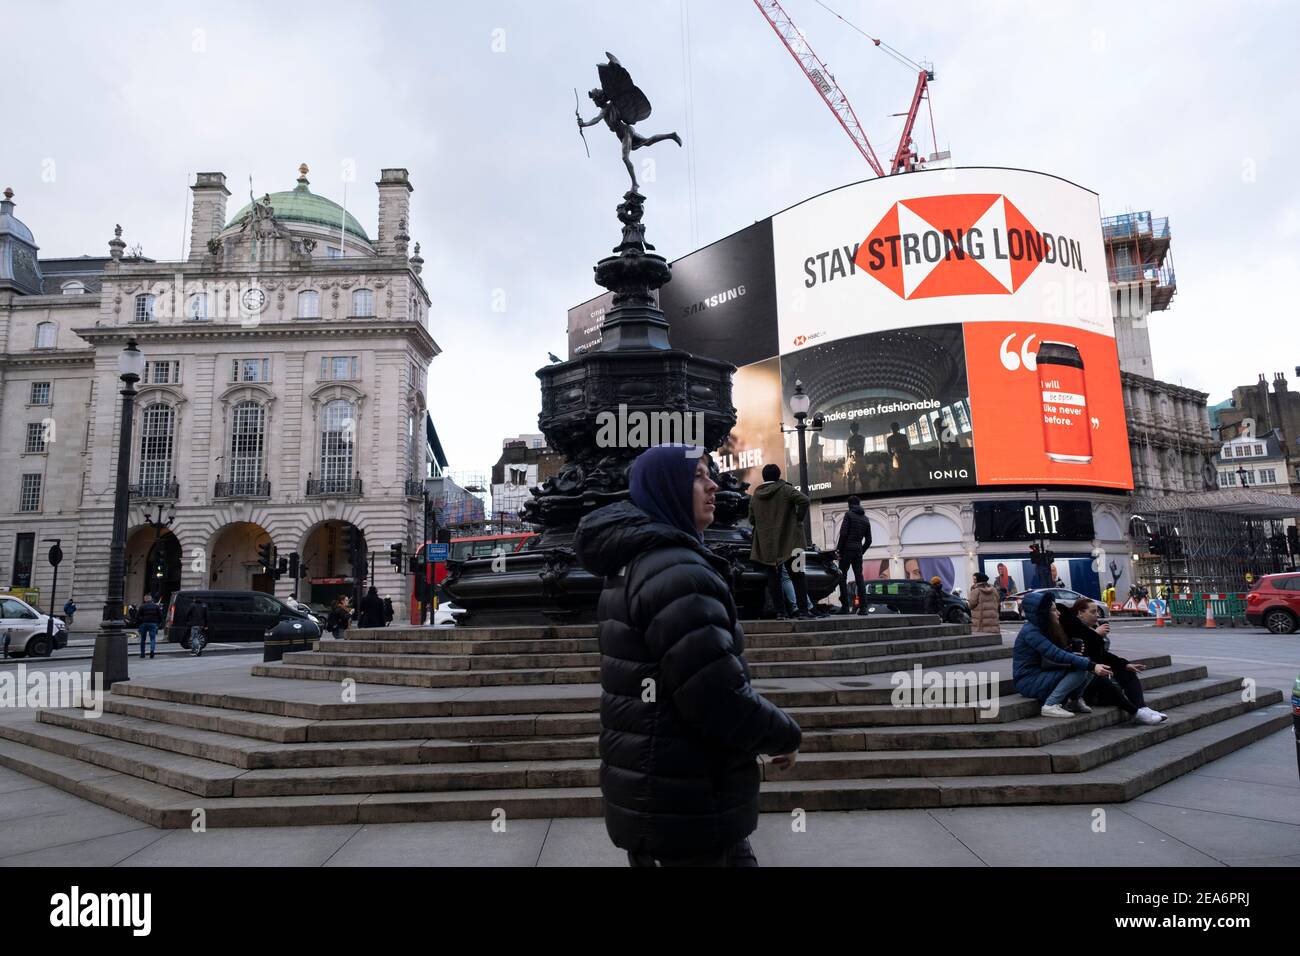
[1041,704,1075,718]
[1134,707,1165,725]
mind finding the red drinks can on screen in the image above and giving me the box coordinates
[1036,341,1092,464]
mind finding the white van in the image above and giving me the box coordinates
[0,594,70,658]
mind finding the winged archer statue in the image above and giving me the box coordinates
[577,52,682,192]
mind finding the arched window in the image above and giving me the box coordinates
[186,293,208,321]
[319,400,355,492]
[297,290,320,319]
[138,403,175,497]
[134,294,155,323]
[61,281,85,295]
[229,401,266,495]
[406,413,417,478]
[35,322,56,349]
[352,289,374,317]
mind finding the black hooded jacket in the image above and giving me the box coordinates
[574,500,803,859]
[836,504,872,555]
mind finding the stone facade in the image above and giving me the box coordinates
[0,167,438,623]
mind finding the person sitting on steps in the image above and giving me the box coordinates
[1012,591,1109,718]
[1061,598,1166,725]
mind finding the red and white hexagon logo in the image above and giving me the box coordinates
[853,194,1050,300]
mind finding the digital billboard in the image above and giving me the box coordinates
[567,167,1133,499]
[774,167,1130,497]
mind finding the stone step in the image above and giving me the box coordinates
[288,630,992,676]
[294,650,602,672]
[342,614,944,644]
[324,638,600,656]
[107,653,1183,725]
[20,672,1261,797]
[346,624,597,642]
[749,638,1007,679]
[251,661,601,688]
[756,704,1293,811]
[284,650,602,672]
[0,716,244,798]
[318,622,966,658]
[252,642,1012,691]
[58,665,1210,775]
[0,696,1285,825]
[745,623,971,650]
[747,631,1000,666]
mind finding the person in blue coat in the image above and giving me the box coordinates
[1013,591,1112,718]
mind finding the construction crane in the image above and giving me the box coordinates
[753,0,936,177]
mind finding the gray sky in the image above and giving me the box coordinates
[8,0,1298,475]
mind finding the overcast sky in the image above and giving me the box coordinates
[8,0,1298,476]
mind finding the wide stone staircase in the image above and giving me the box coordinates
[0,614,1288,828]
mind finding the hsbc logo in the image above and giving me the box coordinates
[802,194,1086,300]
[791,331,826,347]
[857,194,1085,299]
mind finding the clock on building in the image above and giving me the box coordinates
[240,287,267,314]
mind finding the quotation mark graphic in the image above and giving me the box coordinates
[999,333,1038,372]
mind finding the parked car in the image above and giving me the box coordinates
[433,601,467,627]
[1001,588,1111,622]
[0,594,69,658]
[165,590,316,644]
[862,579,970,623]
[1245,572,1300,634]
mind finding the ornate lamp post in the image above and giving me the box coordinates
[141,505,176,602]
[783,380,824,549]
[93,338,145,686]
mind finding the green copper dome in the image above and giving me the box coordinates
[227,168,370,244]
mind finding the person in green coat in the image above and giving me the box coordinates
[749,464,811,619]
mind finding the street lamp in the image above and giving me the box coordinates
[781,380,824,549]
[141,505,176,602]
[93,338,145,686]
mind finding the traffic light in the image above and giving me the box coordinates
[276,556,289,579]
[389,542,404,569]
[287,551,300,581]
[340,525,355,557]
[257,541,276,574]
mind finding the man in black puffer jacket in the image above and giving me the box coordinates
[835,496,872,614]
[574,444,802,867]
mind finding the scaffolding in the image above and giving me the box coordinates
[1130,491,1298,595]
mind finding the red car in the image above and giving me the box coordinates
[1245,572,1300,634]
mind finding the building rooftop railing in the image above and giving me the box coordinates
[1102,212,1170,241]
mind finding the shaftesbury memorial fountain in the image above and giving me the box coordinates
[445,53,836,624]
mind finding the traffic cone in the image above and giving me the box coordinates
[1203,601,1217,628]
[1154,608,1165,627]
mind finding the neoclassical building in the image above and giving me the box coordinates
[0,165,438,623]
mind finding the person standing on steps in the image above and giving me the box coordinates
[749,463,812,620]
[574,444,802,867]
[136,593,163,659]
[835,496,872,614]
[967,572,1000,634]
[383,596,395,626]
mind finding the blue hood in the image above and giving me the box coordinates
[1020,590,1052,629]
